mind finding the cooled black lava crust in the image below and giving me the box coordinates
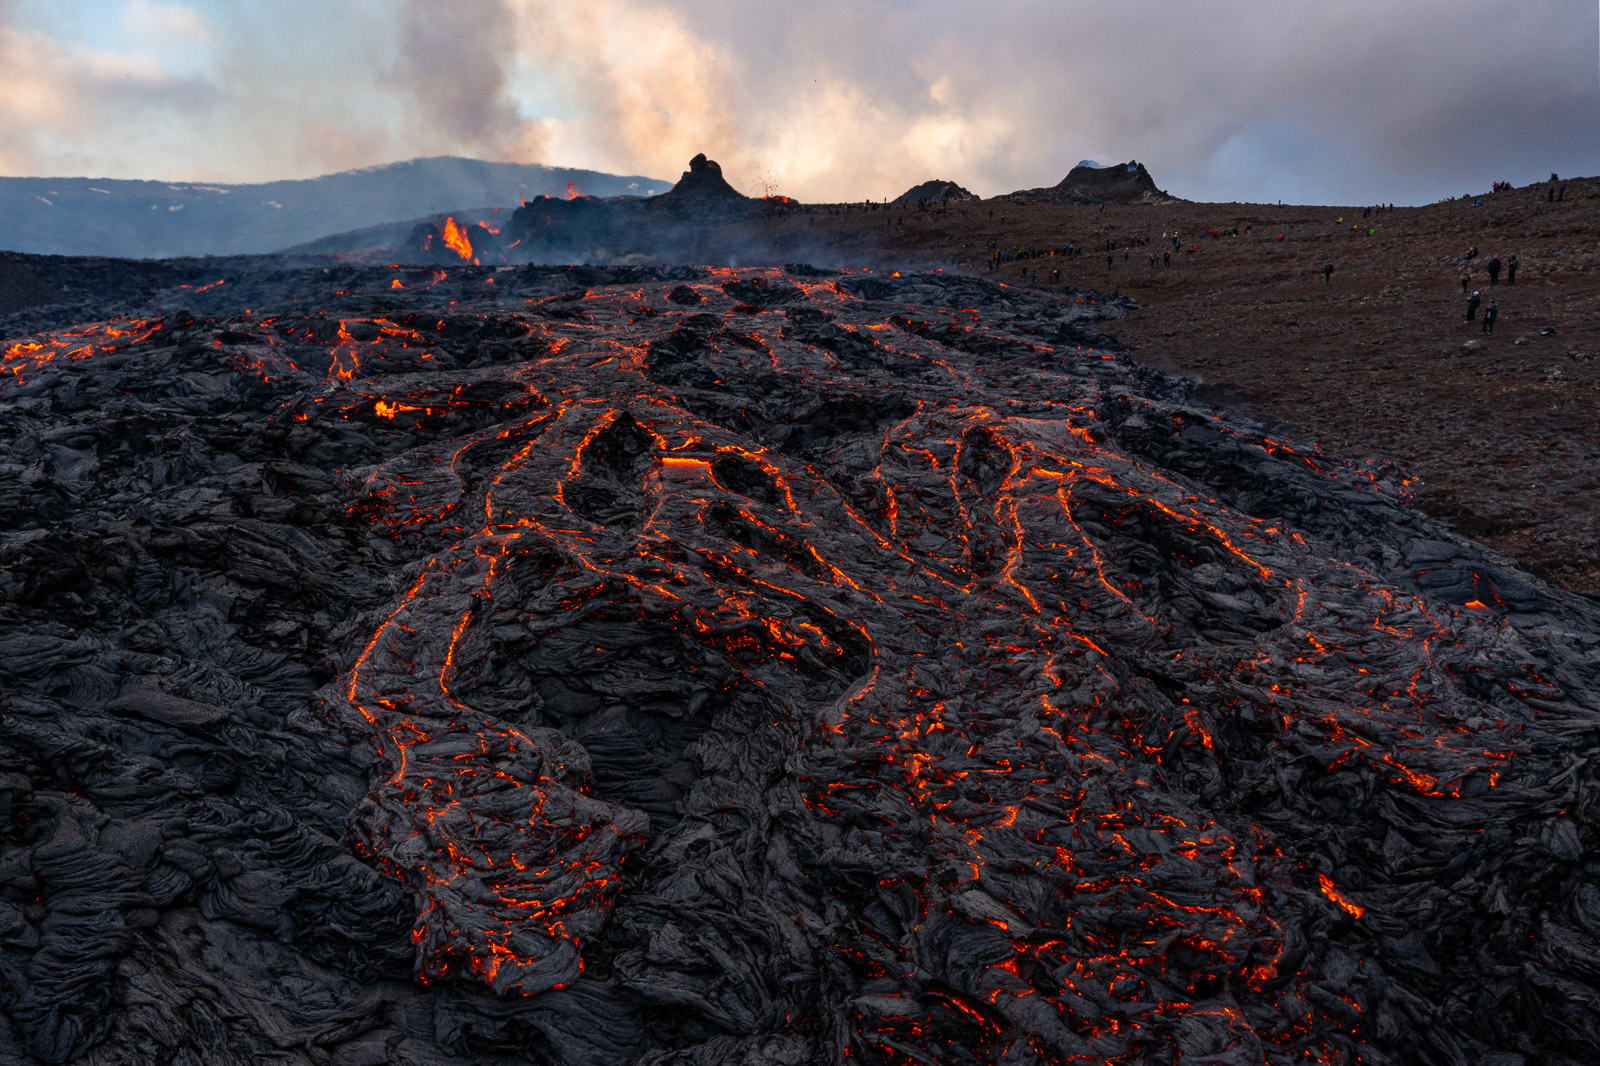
[2,263,1598,1066]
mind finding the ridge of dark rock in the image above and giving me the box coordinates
[999,159,1179,205]
[498,154,792,262]
[896,179,977,204]
[665,153,745,202]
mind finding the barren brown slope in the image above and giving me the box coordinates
[726,178,1600,595]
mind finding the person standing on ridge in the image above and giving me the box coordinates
[1487,257,1501,285]
[1323,263,1334,285]
[1461,272,1471,293]
[1482,301,1499,334]
[1507,255,1519,284]
[1467,290,1481,321]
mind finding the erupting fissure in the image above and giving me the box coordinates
[440,216,475,263]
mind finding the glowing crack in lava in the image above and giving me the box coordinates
[6,264,1597,1065]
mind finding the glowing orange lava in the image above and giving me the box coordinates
[1319,873,1365,919]
[441,216,474,262]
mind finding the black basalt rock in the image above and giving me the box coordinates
[0,260,1598,1066]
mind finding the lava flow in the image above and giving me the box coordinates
[1,264,1597,1066]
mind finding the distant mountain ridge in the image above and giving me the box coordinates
[0,157,669,259]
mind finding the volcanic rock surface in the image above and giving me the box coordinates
[500,156,793,264]
[1000,161,1175,206]
[2,263,1600,1066]
[897,181,977,204]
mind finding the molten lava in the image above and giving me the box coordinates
[440,215,474,262]
[1319,874,1365,920]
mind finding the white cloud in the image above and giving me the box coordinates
[491,0,1599,203]
[123,1,212,45]
[0,0,1593,204]
[0,15,217,177]
[503,0,737,177]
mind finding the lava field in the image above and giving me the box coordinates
[2,264,1599,1066]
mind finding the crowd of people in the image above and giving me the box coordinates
[979,223,1268,277]
[802,174,1576,346]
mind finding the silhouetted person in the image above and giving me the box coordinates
[1482,302,1498,334]
[1461,273,1471,293]
[1467,291,1481,321]
[1507,256,1518,284]
[1548,187,1554,202]
[1163,251,1170,267]
[1106,254,1113,270]
[1487,257,1501,285]
[1559,185,1566,202]
[1323,263,1334,284]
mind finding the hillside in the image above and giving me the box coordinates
[997,159,1176,205]
[0,157,668,259]
[895,179,976,203]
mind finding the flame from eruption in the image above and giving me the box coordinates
[440,216,474,262]
[566,182,579,200]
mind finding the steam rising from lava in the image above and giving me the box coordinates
[1,264,1597,1065]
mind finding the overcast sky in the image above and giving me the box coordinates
[1,0,1595,204]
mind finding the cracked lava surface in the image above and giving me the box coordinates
[2,264,1599,1065]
